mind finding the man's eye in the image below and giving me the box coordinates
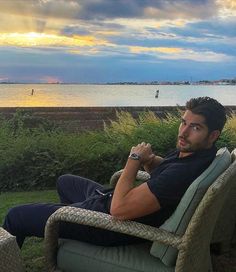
[192,126,200,131]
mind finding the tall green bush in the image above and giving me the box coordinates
[0,110,235,191]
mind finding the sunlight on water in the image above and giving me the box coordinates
[0,84,235,107]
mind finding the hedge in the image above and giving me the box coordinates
[0,109,235,191]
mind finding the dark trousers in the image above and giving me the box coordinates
[3,175,143,248]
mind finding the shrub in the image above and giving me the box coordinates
[0,110,235,191]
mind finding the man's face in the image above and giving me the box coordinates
[177,110,218,158]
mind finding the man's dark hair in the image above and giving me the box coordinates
[186,96,226,132]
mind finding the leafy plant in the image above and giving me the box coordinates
[0,110,235,191]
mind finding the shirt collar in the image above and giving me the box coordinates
[176,145,217,160]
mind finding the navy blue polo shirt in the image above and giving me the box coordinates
[135,146,217,227]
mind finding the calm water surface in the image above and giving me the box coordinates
[0,84,235,107]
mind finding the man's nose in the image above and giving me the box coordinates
[180,125,190,136]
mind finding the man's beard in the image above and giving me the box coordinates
[176,136,209,153]
[176,136,192,152]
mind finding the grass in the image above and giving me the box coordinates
[0,190,58,272]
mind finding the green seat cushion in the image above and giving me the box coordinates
[57,240,174,272]
[150,147,231,266]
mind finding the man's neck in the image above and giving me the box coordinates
[179,151,194,158]
[178,145,214,158]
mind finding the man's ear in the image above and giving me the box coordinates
[209,130,221,144]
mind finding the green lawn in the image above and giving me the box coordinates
[0,190,58,272]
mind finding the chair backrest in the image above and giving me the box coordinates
[232,148,236,162]
[176,158,236,271]
[150,147,231,266]
[212,148,236,245]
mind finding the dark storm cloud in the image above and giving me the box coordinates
[76,0,218,20]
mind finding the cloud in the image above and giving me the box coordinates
[40,75,62,83]
[0,0,235,83]
[0,0,80,20]
[217,0,236,16]
[182,18,236,39]
[0,0,80,35]
[0,0,221,24]
[0,0,233,46]
[0,76,9,82]
[0,32,113,48]
[143,1,217,20]
[128,45,234,62]
[60,21,123,39]
[74,0,219,21]
[164,50,233,62]
[130,46,182,54]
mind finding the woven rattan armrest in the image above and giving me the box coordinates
[44,206,182,270]
[110,169,150,187]
[0,227,25,272]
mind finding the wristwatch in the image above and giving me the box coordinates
[128,153,141,160]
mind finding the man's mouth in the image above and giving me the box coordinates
[178,137,188,146]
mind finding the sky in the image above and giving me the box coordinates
[0,0,236,83]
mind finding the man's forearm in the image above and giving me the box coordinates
[110,142,161,220]
[111,159,141,211]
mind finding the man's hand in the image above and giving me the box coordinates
[130,142,155,164]
[130,142,163,173]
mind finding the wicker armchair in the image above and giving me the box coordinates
[112,149,236,254]
[110,169,150,187]
[0,227,25,272]
[44,150,236,272]
[212,149,236,252]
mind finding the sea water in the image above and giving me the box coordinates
[0,84,235,107]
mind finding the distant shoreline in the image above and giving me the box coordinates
[1,83,236,86]
[0,82,236,86]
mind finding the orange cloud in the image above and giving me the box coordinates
[72,35,111,46]
[96,30,121,36]
[130,46,183,54]
[40,76,61,84]
[217,0,236,9]
[217,0,236,16]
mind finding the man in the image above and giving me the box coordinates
[3,96,226,248]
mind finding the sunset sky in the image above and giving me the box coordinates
[0,0,236,83]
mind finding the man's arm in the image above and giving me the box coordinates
[110,142,161,220]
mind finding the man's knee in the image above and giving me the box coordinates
[3,206,22,232]
[57,174,71,190]
[5,206,20,220]
[3,206,27,247]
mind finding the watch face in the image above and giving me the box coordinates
[129,153,141,160]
